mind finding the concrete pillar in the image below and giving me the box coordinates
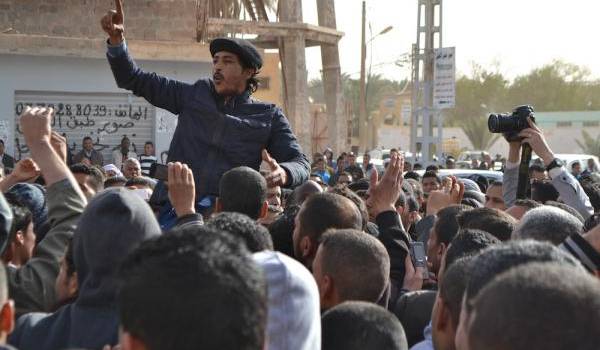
[317,0,346,155]
[279,0,311,154]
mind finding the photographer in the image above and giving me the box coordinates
[502,118,593,219]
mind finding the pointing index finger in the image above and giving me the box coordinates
[115,0,124,16]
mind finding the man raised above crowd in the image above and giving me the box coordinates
[101,0,309,212]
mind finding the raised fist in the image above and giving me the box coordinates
[100,0,125,45]
[20,107,53,147]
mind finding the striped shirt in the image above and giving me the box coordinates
[139,155,157,176]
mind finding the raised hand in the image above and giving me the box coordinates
[20,107,53,150]
[518,117,554,165]
[168,162,196,217]
[11,158,41,182]
[366,153,405,220]
[262,149,288,188]
[426,176,465,216]
[100,0,125,45]
[50,131,67,164]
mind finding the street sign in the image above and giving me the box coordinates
[433,47,456,109]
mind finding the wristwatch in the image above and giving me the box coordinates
[545,158,564,172]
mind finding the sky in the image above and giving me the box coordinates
[300,0,600,82]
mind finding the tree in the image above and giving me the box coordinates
[576,130,600,157]
[506,60,598,111]
[446,64,510,149]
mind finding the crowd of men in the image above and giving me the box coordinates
[0,105,595,350]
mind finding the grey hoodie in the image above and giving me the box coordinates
[10,188,161,350]
[253,251,321,350]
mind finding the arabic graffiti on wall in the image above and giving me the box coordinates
[13,95,155,161]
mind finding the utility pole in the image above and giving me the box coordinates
[358,0,367,153]
[411,0,443,165]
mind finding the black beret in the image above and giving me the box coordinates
[210,37,263,70]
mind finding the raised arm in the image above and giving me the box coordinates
[100,0,191,115]
[502,141,521,208]
[519,118,593,219]
[8,107,87,315]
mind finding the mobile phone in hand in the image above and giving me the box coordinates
[149,163,168,181]
[410,241,430,279]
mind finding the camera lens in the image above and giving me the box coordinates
[488,114,500,133]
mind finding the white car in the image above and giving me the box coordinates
[531,154,599,171]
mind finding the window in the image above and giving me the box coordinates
[556,121,572,127]
[583,121,599,127]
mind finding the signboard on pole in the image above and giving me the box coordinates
[433,47,456,109]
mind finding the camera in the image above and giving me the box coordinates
[488,105,535,142]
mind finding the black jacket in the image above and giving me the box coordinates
[107,42,310,198]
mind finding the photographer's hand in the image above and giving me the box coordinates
[518,117,555,166]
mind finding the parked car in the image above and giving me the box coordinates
[416,169,503,184]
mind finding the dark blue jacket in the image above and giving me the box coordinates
[106,42,310,198]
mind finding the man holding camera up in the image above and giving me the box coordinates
[100,0,310,219]
[501,115,593,219]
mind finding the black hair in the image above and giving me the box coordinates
[444,229,500,270]
[434,205,471,245]
[469,263,600,350]
[322,301,408,350]
[297,193,362,241]
[104,176,128,188]
[572,161,581,168]
[329,186,368,231]
[239,60,260,94]
[82,136,92,142]
[118,225,267,350]
[125,176,154,189]
[70,163,105,192]
[268,205,300,257]
[457,207,516,241]
[319,229,390,304]
[413,163,423,170]
[513,206,583,245]
[422,171,441,184]
[347,179,370,193]
[438,257,473,326]
[528,164,545,174]
[514,199,542,209]
[581,179,600,213]
[219,166,267,220]
[531,180,559,203]
[206,212,273,252]
[144,141,154,146]
[425,165,439,173]
[404,171,422,182]
[464,240,583,311]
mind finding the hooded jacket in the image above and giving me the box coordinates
[253,251,321,350]
[107,41,310,199]
[10,188,161,350]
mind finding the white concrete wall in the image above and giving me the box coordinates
[0,53,211,159]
